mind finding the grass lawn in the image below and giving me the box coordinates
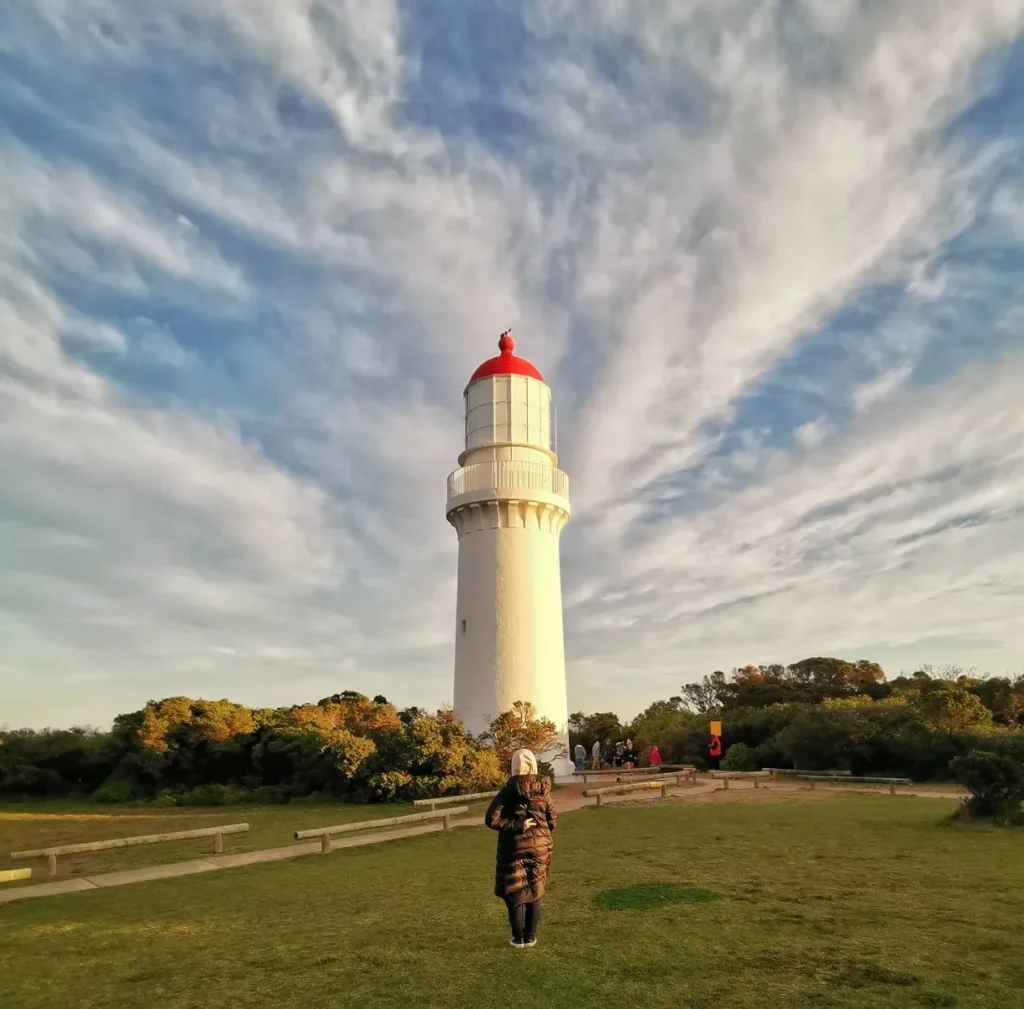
[0,799,499,880]
[1,795,1021,1009]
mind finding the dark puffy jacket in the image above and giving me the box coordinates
[485,775,557,905]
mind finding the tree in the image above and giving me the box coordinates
[484,702,562,769]
[774,707,869,771]
[721,742,758,772]
[680,671,729,713]
[968,676,1024,727]
[950,750,1024,823]
[568,711,622,752]
[913,682,994,735]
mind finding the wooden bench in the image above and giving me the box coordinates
[412,791,497,811]
[294,807,470,853]
[11,823,250,879]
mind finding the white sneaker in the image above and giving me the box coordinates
[522,938,537,948]
[510,938,525,948]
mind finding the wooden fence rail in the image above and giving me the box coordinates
[576,767,697,784]
[294,807,470,853]
[11,823,250,879]
[583,780,673,806]
[0,868,33,884]
[711,771,770,789]
[763,768,852,779]
[412,791,497,811]
[795,775,911,795]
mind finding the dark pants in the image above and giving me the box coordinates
[506,899,543,942]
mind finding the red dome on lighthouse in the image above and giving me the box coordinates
[468,331,544,384]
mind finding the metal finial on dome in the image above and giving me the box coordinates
[468,329,542,383]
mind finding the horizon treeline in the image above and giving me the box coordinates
[570,658,1024,779]
[1,657,1022,804]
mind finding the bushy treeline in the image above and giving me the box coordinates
[3,657,1022,805]
[568,658,1024,782]
[0,693,559,805]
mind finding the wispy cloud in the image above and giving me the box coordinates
[1,0,1023,727]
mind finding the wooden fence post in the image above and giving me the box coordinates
[47,854,57,878]
[212,832,224,854]
[723,778,730,790]
[660,784,668,799]
[889,783,896,795]
[754,777,760,789]
[596,793,603,807]
[443,814,452,832]
[810,780,817,791]
[320,832,332,853]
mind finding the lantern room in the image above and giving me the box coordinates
[461,332,554,462]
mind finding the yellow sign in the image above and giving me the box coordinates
[710,721,722,737]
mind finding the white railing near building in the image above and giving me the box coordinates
[447,459,569,503]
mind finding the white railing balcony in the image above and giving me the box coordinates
[447,459,569,504]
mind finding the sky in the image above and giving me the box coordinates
[2,1,1024,731]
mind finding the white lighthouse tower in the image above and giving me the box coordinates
[446,332,572,777]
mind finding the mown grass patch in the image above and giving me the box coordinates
[594,882,721,911]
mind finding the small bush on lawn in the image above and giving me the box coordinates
[949,749,1024,824]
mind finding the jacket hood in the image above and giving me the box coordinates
[510,748,538,776]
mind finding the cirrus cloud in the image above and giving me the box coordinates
[1,0,1023,728]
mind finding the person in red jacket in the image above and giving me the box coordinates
[649,744,663,771]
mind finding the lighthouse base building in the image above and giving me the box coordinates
[446,334,573,778]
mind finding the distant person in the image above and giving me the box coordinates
[650,744,663,772]
[485,748,557,949]
[614,740,625,767]
[574,743,586,774]
[623,739,637,770]
[592,739,601,770]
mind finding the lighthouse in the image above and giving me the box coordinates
[446,332,572,777]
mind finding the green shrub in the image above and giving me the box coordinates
[721,742,757,771]
[0,764,67,798]
[248,785,291,805]
[174,783,251,807]
[949,749,1024,823]
[91,776,137,804]
[366,771,414,802]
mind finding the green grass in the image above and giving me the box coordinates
[0,798,489,880]
[1,795,1022,1009]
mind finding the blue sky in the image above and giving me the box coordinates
[2,1,1024,730]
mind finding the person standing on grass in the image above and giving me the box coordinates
[623,739,637,770]
[485,748,557,949]
[649,743,662,772]
[592,738,601,771]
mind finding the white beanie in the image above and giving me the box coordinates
[510,748,538,776]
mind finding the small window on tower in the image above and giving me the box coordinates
[461,619,467,635]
